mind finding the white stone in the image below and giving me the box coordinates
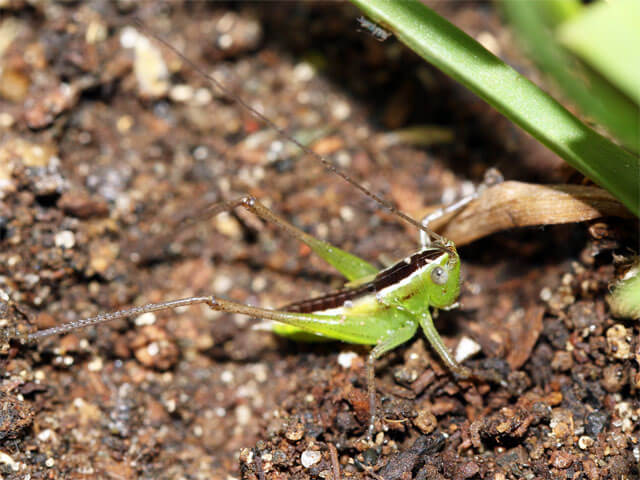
[293,62,315,83]
[37,429,53,442]
[55,230,75,249]
[133,35,169,98]
[337,351,358,369]
[300,450,321,468]
[135,312,156,326]
[454,335,482,363]
[169,84,194,103]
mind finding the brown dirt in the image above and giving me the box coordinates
[0,2,638,479]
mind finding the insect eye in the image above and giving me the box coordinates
[431,266,448,285]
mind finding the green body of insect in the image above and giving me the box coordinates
[268,224,464,378]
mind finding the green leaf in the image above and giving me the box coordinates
[349,0,639,217]
[557,0,640,106]
[503,0,639,153]
[608,265,640,320]
[536,0,582,26]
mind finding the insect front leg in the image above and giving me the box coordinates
[418,310,471,379]
[419,308,508,387]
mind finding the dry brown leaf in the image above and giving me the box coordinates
[423,182,633,247]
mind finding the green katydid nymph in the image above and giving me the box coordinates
[27,20,478,438]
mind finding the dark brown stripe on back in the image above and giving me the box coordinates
[283,249,443,314]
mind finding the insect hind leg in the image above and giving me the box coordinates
[29,196,378,345]
[165,195,378,282]
[27,297,213,340]
[28,294,377,345]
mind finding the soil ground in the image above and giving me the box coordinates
[0,2,638,479]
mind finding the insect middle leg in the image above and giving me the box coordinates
[366,321,418,438]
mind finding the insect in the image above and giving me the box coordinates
[356,16,392,42]
[5,12,510,479]
[24,18,481,443]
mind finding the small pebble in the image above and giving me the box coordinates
[549,450,573,469]
[87,357,103,372]
[272,450,287,465]
[217,33,233,50]
[337,351,358,368]
[0,112,14,128]
[0,138,56,168]
[455,336,482,363]
[606,324,632,359]
[584,410,608,436]
[331,100,351,121]
[578,435,595,450]
[540,287,552,302]
[146,342,160,357]
[235,405,252,426]
[285,421,305,441]
[119,25,138,48]
[551,350,573,372]
[54,230,75,249]
[0,68,30,102]
[131,326,179,370]
[116,115,134,133]
[476,31,500,56]
[193,87,212,105]
[169,84,194,103]
[192,145,209,160]
[301,450,321,468]
[135,312,156,326]
[85,20,107,44]
[133,33,169,98]
[339,206,354,222]
[214,275,233,294]
[614,402,636,433]
[549,408,574,443]
[601,364,628,393]
[362,448,378,466]
[0,451,19,470]
[456,461,480,478]
[293,62,315,83]
[37,429,53,442]
[413,409,437,434]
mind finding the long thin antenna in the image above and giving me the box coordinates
[133,18,445,245]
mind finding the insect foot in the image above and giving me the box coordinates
[205,296,219,309]
[466,360,511,388]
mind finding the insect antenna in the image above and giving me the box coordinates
[133,18,447,248]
